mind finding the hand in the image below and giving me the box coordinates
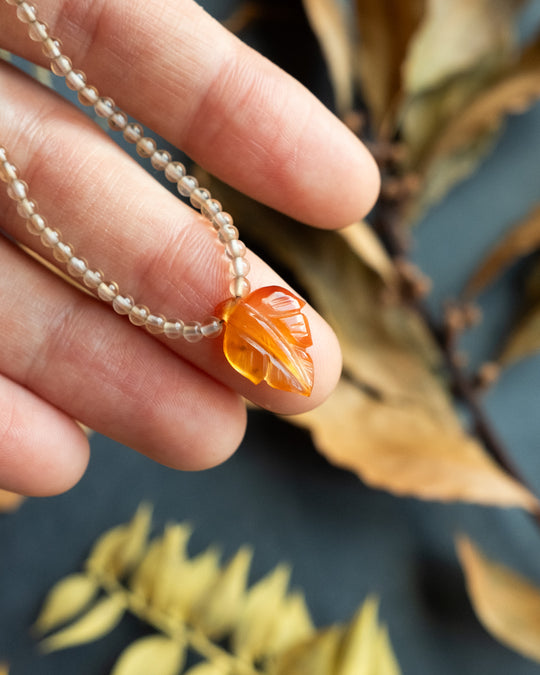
[0,0,380,496]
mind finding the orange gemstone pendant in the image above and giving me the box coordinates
[218,286,314,396]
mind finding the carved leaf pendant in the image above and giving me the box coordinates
[218,286,314,396]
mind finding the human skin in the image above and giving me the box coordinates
[0,0,380,495]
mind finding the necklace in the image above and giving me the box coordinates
[1,0,314,396]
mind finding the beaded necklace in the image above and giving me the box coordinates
[1,0,314,396]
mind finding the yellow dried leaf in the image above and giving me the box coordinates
[0,488,24,513]
[86,503,152,579]
[270,627,342,675]
[183,662,230,675]
[130,522,191,606]
[355,0,426,133]
[265,592,315,656]
[339,222,398,290]
[191,546,253,639]
[467,205,540,296]
[232,564,291,660]
[111,635,186,675]
[167,547,222,621]
[34,573,99,635]
[302,0,354,116]
[40,592,126,653]
[337,597,400,675]
[0,662,8,675]
[500,303,540,366]
[294,378,538,509]
[457,536,540,663]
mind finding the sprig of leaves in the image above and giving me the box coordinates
[34,505,401,675]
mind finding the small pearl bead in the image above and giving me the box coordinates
[230,277,251,299]
[211,211,233,231]
[65,69,86,91]
[94,97,115,118]
[51,54,72,77]
[1,161,18,182]
[183,321,203,342]
[83,269,104,289]
[16,2,37,23]
[164,320,184,339]
[225,239,246,259]
[27,213,46,234]
[6,179,28,201]
[129,305,150,326]
[145,314,166,334]
[52,241,74,263]
[230,257,250,277]
[218,224,239,243]
[201,318,223,338]
[28,20,49,41]
[0,148,6,163]
[151,150,171,171]
[164,161,185,182]
[67,256,88,277]
[123,123,143,144]
[189,188,211,210]
[136,137,157,158]
[41,37,62,59]
[5,0,22,5]
[201,198,222,219]
[112,294,134,315]
[97,281,119,302]
[16,198,37,218]
[177,175,198,197]
[78,86,99,107]
[40,227,61,247]
[108,110,128,131]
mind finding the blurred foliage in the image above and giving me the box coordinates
[35,505,401,675]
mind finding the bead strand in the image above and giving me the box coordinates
[0,146,222,341]
[5,0,250,303]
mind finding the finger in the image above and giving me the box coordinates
[1,0,380,228]
[0,61,342,414]
[0,236,248,471]
[0,372,89,496]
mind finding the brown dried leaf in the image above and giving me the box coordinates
[500,302,540,366]
[457,536,540,663]
[294,378,538,509]
[0,489,24,513]
[303,0,354,116]
[111,635,186,675]
[467,204,540,296]
[401,0,520,162]
[339,222,398,290]
[355,0,425,134]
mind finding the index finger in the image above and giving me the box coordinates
[1,0,380,228]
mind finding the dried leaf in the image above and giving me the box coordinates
[467,205,540,296]
[457,536,540,663]
[111,635,186,675]
[355,0,426,133]
[232,565,291,660]
[270,627,342,675]
[265,592,315,656]
[220,286,314,397]
[500,302,540,366]
[337,597,400,675]
[40,592,126,653]
[34,573,99,635]
[183,663,230,675]
[339,222,398,290]
[191,547,253,639]
[86,503,152,579]
[294,378,538,509]
[302,0,354,116]
[167,547,222,621]
[0,488,24,513]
